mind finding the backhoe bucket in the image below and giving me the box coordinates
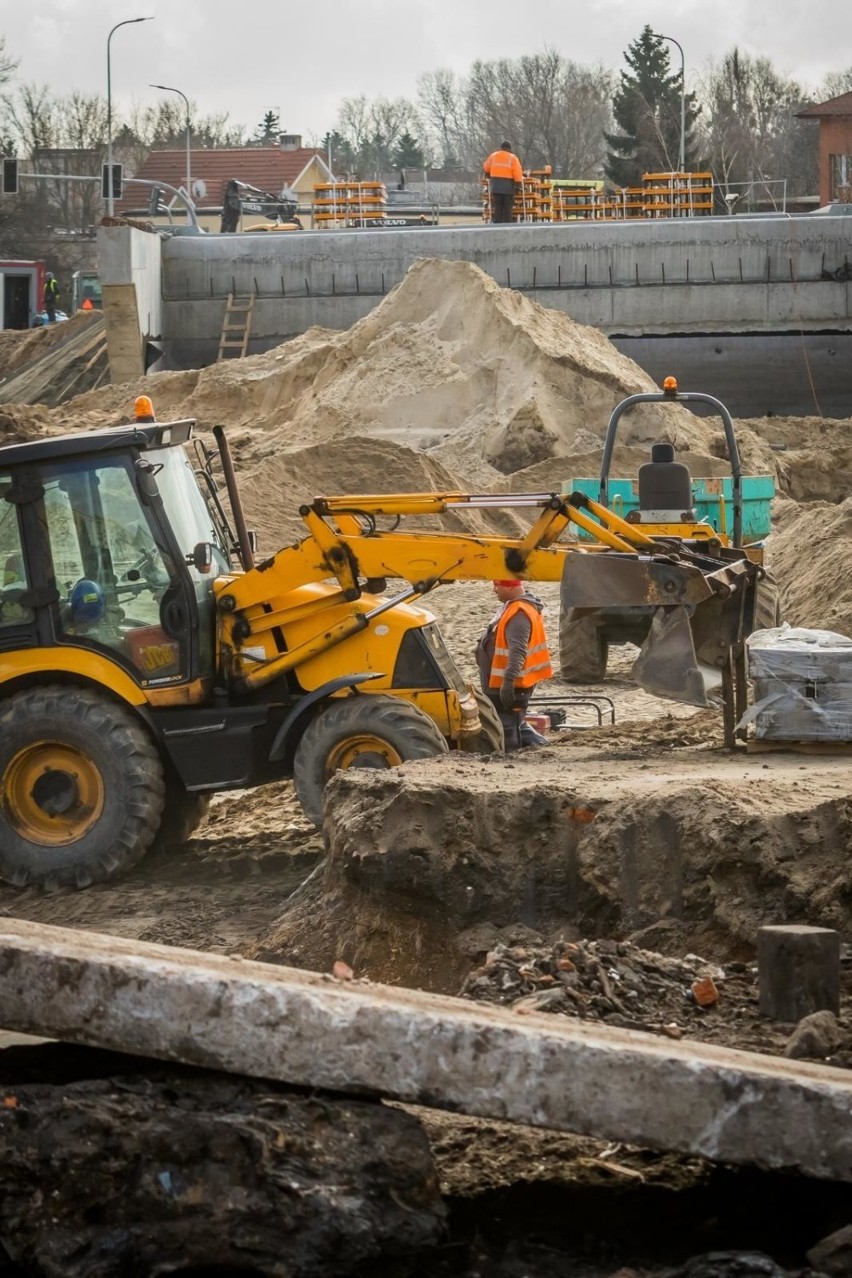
[630,606,708,707]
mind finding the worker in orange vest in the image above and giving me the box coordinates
[475,580,553,749]
[483,141,523,224]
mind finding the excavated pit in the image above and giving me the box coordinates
[257,741,852,993]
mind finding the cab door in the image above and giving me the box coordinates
[38,454,194,689]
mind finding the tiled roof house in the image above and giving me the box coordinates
[115,135,332,225]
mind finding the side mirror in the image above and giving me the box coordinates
[247,529,258,555]
[188,542,214,575]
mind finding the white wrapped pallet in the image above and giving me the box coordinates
[746,625,852,742]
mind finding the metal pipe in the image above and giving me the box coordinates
[212,425,255,570]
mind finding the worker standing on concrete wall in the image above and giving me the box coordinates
[483,142,523,224]
[475,580,553,749]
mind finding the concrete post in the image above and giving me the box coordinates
[758,924,841,1021]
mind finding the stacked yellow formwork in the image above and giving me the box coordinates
[641,172,714,217]
[313,181,388,229]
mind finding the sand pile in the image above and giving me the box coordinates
[60,259,715,489]
[766,497,852,634]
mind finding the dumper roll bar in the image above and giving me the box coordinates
[597,388,743,548]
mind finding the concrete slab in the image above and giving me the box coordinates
[0,919,851,1182]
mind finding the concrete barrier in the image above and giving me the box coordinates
[1,919,851,1181]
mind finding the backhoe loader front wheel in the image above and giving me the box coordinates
[293,694,449,826]
[0,686,166,890]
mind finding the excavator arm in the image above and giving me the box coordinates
[216,487,759,730]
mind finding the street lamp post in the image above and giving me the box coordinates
[106,16,154,217]
[150,84,191,202]
[652,32,685,174]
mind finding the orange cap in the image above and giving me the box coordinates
[134,395,155,422]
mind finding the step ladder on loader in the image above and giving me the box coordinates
[217,293,255,361]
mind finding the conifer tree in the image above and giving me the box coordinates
[605,26,699,185]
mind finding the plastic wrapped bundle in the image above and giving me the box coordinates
[746,624,852,741]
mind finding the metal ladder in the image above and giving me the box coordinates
[217,293,255,361]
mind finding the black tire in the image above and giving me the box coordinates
[460,689,505,754]
[753,569,783,633]
[155,786,210,849]
[293,694,450,827]
[0,685,165,890]
[559,607,609,683]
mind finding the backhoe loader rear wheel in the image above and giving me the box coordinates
[0,685,166,890]
[559,607,609,683]
[293,694,450,826]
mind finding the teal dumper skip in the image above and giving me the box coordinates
[563,475,775,543]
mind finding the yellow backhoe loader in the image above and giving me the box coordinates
[0,392,762,889]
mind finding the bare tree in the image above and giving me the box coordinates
[417,69,467,166]
[697,51,816,206]
[819,69,852,100]
[419,50,613,176]
[334,95,426,177]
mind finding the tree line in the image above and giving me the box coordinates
[1,24,850,259]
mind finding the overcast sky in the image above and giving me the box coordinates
[2,0,850,143]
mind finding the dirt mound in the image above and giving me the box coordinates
[766,497,852,634]
[0,403,58,446]
[238,436,528,546]
[60,259,718,493]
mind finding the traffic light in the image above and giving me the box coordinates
[147,186,165,216]
[1,157,18,195]
[101,163,123,201]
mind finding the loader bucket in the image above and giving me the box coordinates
[630,606,708,707]
[560,551,715,611]
[560,549,757,709]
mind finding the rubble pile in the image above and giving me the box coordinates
[460,936,852,1066]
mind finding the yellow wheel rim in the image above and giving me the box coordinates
[3,741,105,846]
[326,734,404,777]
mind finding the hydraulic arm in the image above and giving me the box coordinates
[217,487,760,731]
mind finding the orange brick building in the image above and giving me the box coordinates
[797,91,852,207]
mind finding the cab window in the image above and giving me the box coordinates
[40,456,187,684]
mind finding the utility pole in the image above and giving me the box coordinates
[106,17,154,216]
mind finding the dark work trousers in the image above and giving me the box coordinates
[487,687,532,751]
[489,179,516,224]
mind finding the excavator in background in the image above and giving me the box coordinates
[0,389,763,890]
[220,180,302,233]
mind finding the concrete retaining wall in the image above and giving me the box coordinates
[98,216,852,414]
[97,225,163,340]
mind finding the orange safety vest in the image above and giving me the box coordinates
[483,150,523,183]
[488,599,553,689]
